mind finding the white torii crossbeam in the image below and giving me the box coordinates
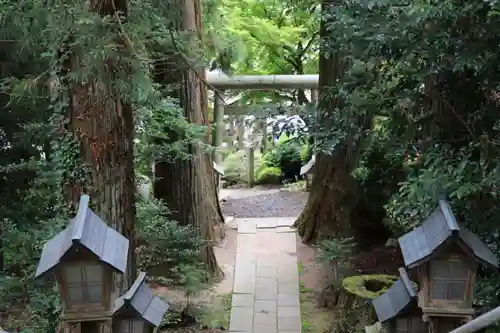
[206,72,319,89]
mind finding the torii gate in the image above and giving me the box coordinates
[205,72,318,187]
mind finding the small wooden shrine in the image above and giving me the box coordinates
[373,268,424,333]
[370,200,498,333]
[397,200,498,333]
[398,200,498,322]
[35,195,129,322]
[113,272,169,333]
[35,195,170,333]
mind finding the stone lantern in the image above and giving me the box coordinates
[113,272,169,333]
[35,195,129,323]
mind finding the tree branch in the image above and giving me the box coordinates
[299,32,318,57]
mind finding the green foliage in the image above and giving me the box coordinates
[385,147,493,233]
[276,132,291,145]
[0,0,317,331]
[316,238,355,264]
[328,299,374,333]
[136,198,206,278]
[262,140,302,170]
[159,264,212,327]
[222,150,263,185]
[175,264,210,305]
[0,169,70,333]
[304,0,500,314]
[222,150,246,184]
[300,144,310,162]
[1,282,61,333]
[0,0,211,329]
[135,98,208,175]
[315,237,354,282]
[256,166,282,184]
[206,0,318,76]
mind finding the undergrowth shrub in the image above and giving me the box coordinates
[222,150,262,185]
[222,150,246,184]
[300,143,310,162]
[136,198,206,280]
[1,283,61,333]
[316,237,355,285]
[0,182,70,333]
[262,138,304,181]
[316,237,355,265]
[320,239,376,333]
[328,299,374,333]
[256,166,282,184]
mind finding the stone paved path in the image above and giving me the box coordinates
[229,217,301,333]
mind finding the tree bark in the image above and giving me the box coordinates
[293,0,356,244]
[66,0,136,291]
[153,0,224,277]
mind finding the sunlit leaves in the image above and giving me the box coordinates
[206,0,319,75]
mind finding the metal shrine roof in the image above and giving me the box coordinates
[213,161,225,176]
[113,272,169,327]
[398,200,498,269]
[35,195,129,278]
[372,268,417,323]
[300,155,315,176]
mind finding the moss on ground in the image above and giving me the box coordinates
[199,292,232,329]
[298,263,331,333]
[342,274,397,299]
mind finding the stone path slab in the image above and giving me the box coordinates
[229,217,301,333]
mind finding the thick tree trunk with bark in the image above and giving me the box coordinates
[294,152,355,244]
[153,0,224,277]
[70,83,136,290]
[293,0,357,244]
[294,0,385,247]
[66,0,136,291]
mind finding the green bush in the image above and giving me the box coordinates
[222,150,262,185]
[0,180,71,333]
[262,139,303,181]
[256,166,282,184]
[300,143,310,162]
[221,150,246,184]
[262,149,280,168]
[278,143,302,165]
[263,142,301,167]
[136,198,206,281]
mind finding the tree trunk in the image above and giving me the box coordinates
[153,0,224,277]
[293,0,355,244]
[294,150,356,243]
[66,0,136,291]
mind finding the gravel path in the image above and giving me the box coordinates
[220,186,308,218]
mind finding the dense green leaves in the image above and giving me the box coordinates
[316,0,500,313]
[0,0,211,331]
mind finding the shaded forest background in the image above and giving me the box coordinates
[2,0,500,331]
